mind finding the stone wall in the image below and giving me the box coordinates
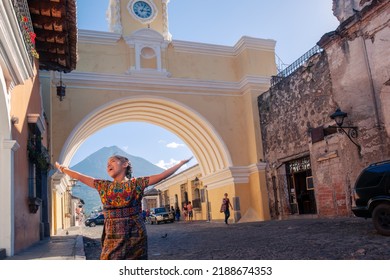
[258,52,340,218]
[258,0,390,219]
[332,0,373,22]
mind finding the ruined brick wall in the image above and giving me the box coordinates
[258,52,337,218]
[321,0,390,164]
[258,0,390,219]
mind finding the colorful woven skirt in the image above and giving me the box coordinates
[100,206,147,260]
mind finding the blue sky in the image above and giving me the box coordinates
[70,0,340,170]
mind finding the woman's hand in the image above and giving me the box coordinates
[180,156,193,165]
[55,161,62,171]
[148,156,194,186]
[54,161,95,188]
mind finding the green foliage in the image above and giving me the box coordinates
[27,139,51,171]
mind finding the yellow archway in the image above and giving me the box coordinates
[59,95,232,176]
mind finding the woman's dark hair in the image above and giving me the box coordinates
[110,155,132,178]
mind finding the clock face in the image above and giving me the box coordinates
[133,1,153,19]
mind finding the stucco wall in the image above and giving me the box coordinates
[10,64,46,252]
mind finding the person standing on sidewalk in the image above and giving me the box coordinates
[55,155,192,260]
[182,203,188,221]
[220,193,233,224]
[187,201,193,222]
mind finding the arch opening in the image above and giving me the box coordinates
[59,96,232,177]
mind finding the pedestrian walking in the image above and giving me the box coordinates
[55,155,192,260]
[175,206,181,221]
[220,193,233,224]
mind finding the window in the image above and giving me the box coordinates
[192,188,201,209]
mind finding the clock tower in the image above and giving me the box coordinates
[106,0,171,75]
[107,0,171,40]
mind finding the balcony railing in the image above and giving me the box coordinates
[12,0,38,59]
[271,45,323,87]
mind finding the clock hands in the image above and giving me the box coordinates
[134,1,152,18]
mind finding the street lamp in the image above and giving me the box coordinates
[329,108,361,154]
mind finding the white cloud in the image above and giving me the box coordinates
[156,158,188,171]
[166,142,185,149]
[121,146,129,151]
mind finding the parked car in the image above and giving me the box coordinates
[148,207,174,224]
[352,160,390,236]
[85,213,105,227]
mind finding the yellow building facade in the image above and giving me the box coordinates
[44,0,277,224]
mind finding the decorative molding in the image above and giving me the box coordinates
[234,36,276,55]
[124,28,169,47]
[78,29,121,45]
[239,75,271,93]
[124,28,170,74]
[51,172,67,194]
[3,139,20,151]
[203,163,267,190]
[248,162,267,173]
[27,113,46,134]
[77,31,275,56]
[126,67,171,77]
[43,71,270,97]
[0,1,34,86]
[172,36,276,57]
[172,40,235,56]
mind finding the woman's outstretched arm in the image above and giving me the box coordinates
[55,162,95,188]
[148,157,193,186]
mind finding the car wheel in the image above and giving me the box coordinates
[372,204,390,236]
[90,221,96,227]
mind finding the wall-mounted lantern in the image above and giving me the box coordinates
[194,176,200,186]
[56,72,66,101]
[329,108,361,155]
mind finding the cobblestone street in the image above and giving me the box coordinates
[81,216,390,260]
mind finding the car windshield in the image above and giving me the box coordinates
[153,208,166,214]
